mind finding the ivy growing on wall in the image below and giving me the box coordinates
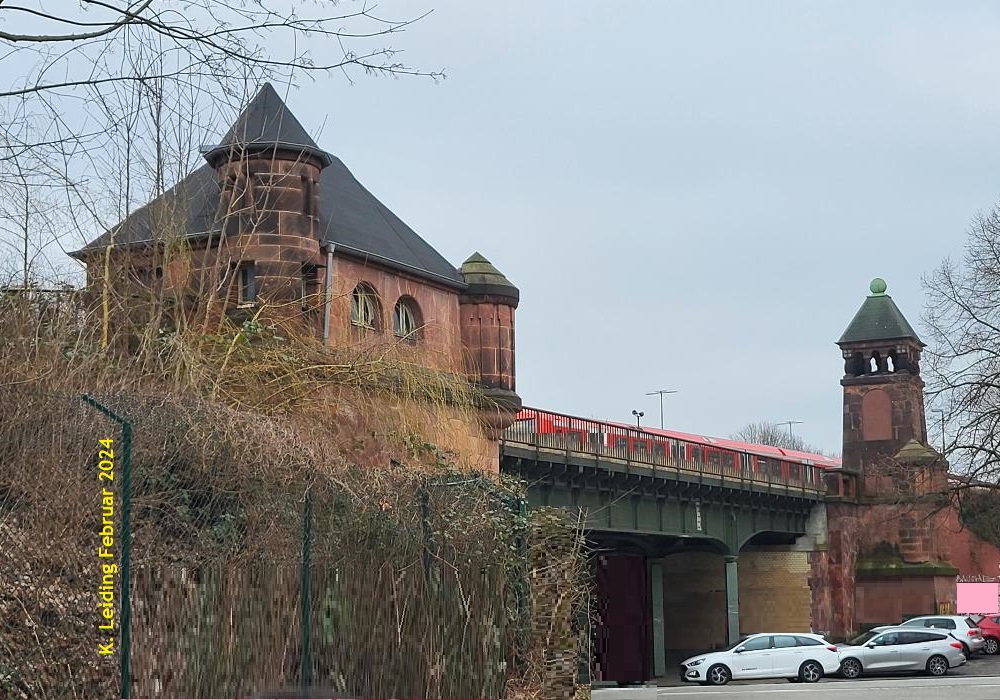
[958,490,1000,548]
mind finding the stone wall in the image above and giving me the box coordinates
[738,549,811,635]
[940,508,1000,578]
[327,255,465,374]
[660,552,726,652]
[855,575,957,627]
[813,502,860,639]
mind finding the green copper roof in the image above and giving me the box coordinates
[837,279,923,345]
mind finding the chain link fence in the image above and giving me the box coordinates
[0,387,544,699]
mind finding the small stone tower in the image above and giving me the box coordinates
[458,253,522,438]
[837,277,930,491]
[822,278,957,637]
[202,83,331,325]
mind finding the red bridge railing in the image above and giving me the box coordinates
[502,407,824,493]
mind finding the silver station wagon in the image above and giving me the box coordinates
[838,626,967,678]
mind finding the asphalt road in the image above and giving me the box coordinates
[593,653,1000,700]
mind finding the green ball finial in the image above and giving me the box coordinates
[870,277,887,295]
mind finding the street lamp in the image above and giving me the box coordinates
[777,420,803,440]
[631,409,644,428]
[646,389,678,429]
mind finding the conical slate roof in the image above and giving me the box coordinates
[202,83,332,167]
[71,84,465,288]
[837,278,922,346]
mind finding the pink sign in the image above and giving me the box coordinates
[957,582,1000,614]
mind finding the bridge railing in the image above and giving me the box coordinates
[503,408,823,492]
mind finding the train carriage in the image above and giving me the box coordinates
[510,408,839,486]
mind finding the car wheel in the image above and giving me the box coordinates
[799,661,823,683]
[707,664,731,686]
[926,654,949,676]
[840,658,862,679]
[985,637,999,655]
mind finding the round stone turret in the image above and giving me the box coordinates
[204,84,331,326]
[459,252,521,437]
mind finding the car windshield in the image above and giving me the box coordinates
[847,631,878,645]
[724,636,756,651]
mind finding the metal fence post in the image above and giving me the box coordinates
[300,489,313,696]
[419,479,437,587]
[81,394,133,700]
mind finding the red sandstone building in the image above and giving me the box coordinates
[813,278,1000,637]
[70,84,520,471]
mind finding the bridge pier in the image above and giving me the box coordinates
[725,555,740,645]
[648,558,666,678]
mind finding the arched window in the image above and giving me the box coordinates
[392,296,422,341]
[351,283,381,330]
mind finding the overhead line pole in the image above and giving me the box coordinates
[777,420,803,440]
[646,389,678,429]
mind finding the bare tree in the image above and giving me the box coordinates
[0,1,441,284]
[923,200,1000,487]
[731,420,830,456]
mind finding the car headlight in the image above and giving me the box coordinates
[687,659,705,667]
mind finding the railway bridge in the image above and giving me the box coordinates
[500,408,830,684]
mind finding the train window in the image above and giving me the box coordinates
[633,439,647,453]
[790,463,801,481]
[615,436,628,450]
[691,446,702,463]
[758,458,769,477]
[707,450,720,467]
[671,442,684,461]
[652,443,666,458]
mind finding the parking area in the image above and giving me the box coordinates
[593,652,1000,700]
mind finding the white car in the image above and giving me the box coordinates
[679,633,841,686]
[871,615,985,656]
[838,626,967,678]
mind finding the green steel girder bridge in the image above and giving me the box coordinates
[499,407,828,682]
[500,407,825,552]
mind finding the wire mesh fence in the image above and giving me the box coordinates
[0,387,549,699]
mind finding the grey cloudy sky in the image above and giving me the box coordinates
[36,1,997,454]
[278,0,1000,455]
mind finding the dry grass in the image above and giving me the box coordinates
[0,281,587,699]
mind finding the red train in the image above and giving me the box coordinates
[510,408,840,487]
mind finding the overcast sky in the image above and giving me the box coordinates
[43,1,999,455]
[270,0,1000,455]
